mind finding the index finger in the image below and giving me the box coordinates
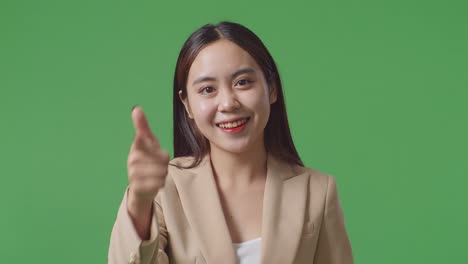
[131,106,160,147]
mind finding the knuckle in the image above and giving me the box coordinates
[127,154,140,165]
[152,164,168,177]
[160,167,169,176]
[161,152,170,163]
[127,156,134,165]
[153,150,170,164]
[127,166,136,178]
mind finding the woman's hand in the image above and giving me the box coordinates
[126,106,169,233]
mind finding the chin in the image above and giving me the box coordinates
[211,141,252,155]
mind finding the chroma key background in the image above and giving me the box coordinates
[1,0,467,263]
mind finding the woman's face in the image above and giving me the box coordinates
[180,39,277,155]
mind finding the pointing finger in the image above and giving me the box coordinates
[131,106,160,148]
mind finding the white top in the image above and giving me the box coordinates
[232,237,262,264]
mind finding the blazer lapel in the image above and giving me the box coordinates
[260,154,309,264]
[171,155,237,264]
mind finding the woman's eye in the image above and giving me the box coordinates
[236,79,252,86]
[200,86,215,94]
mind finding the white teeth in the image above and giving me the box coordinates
[218,118,248,129]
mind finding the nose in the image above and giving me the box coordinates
[217,87,240,112]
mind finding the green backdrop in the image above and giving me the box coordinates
[1,0,467,263]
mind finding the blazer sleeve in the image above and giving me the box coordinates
[108,187,169,264]
[313,176,354,264]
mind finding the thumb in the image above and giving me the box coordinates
[131,106,159,147]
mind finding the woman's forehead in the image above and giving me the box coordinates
[188,40,260,81]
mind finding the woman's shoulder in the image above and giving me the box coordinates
[291,162,337,191]
[168,155,197,169]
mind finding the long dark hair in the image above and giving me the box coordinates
[173,21,303,168]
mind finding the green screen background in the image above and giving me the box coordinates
[1,0,467,263]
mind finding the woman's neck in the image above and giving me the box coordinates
[209,141,267,190]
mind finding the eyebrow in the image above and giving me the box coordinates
[191,68,256,86]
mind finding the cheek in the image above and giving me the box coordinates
[243,90,271,116]
[191,100,216,125]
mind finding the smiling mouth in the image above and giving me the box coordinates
[216,117,250,129]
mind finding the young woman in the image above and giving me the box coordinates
[109,21,353,264]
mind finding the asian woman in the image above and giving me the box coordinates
[108,21,353,264]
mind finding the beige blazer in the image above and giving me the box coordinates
[108,153,353,264]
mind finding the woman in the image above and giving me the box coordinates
[108,21,353,264]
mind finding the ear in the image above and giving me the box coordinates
[269,83,277,104]
[178,90,194,119]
